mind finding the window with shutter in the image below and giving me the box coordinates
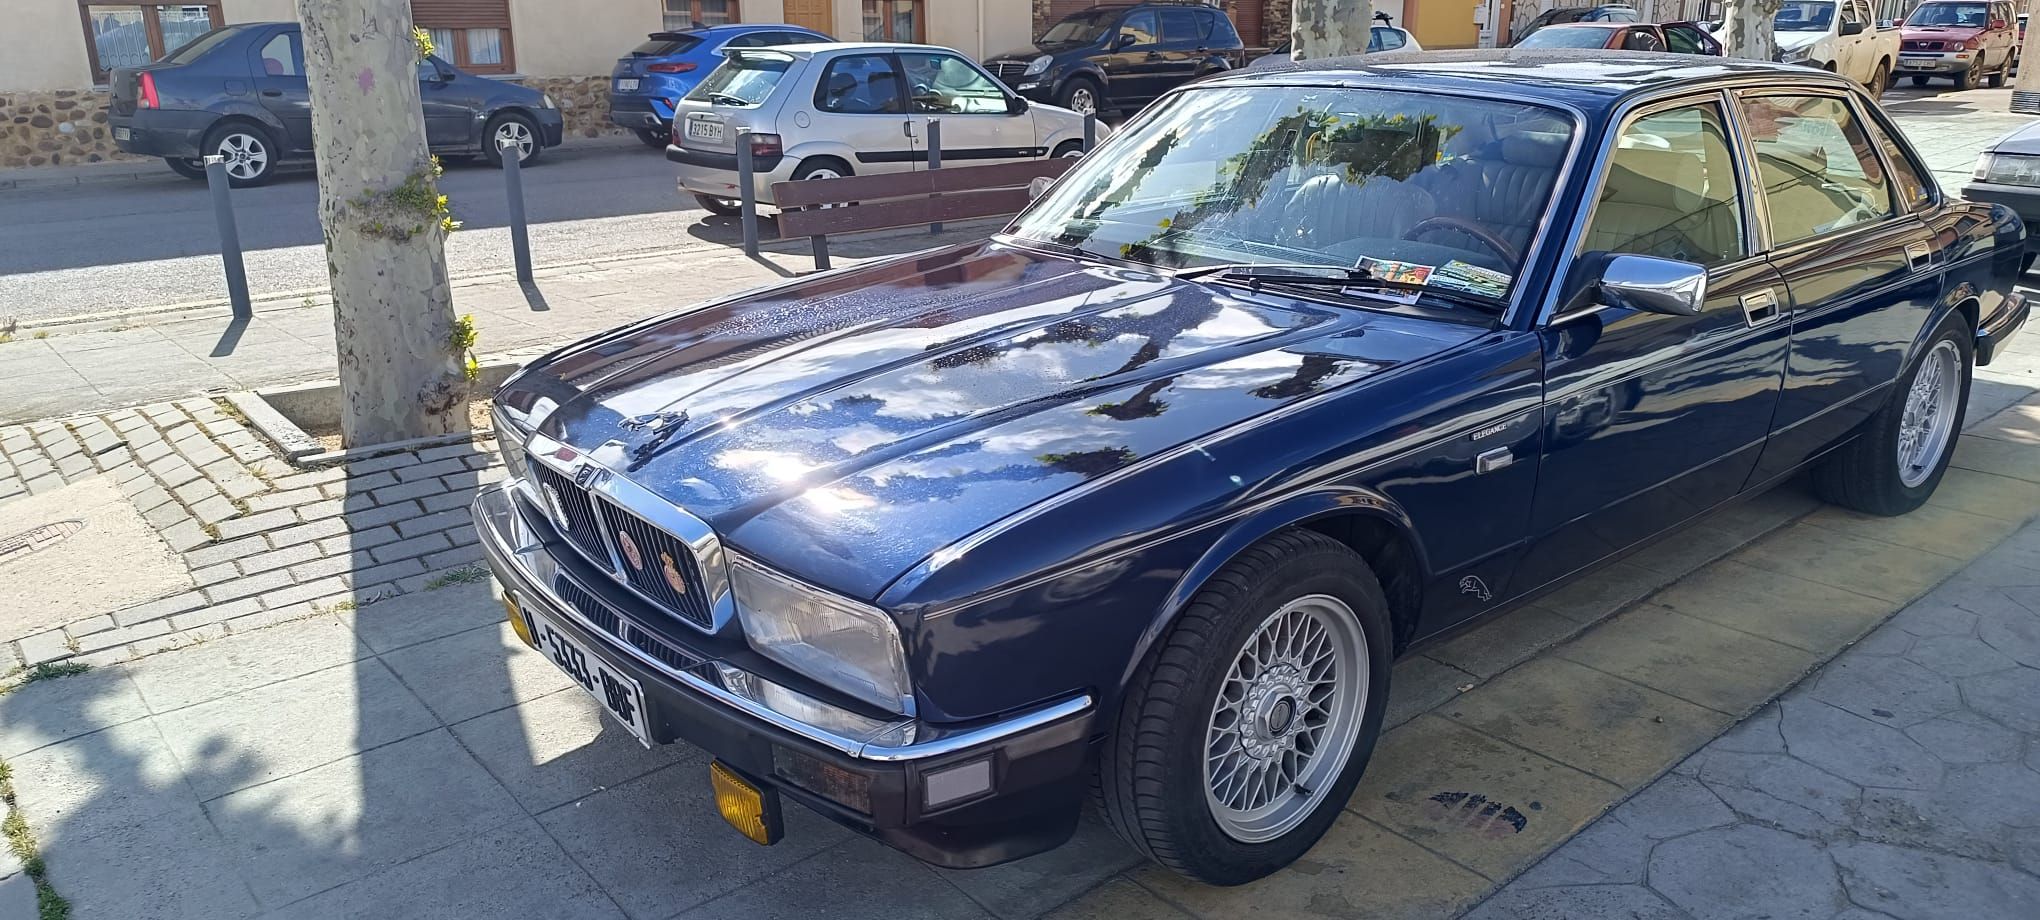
[411,0,514,73]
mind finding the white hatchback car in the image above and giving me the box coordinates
[667,42,1103,213]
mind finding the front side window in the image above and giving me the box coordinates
[1120,10,1160,46]
[1623,28,1665,50]
[1583,102,1747,266]
[1518,27,1619,48]
[80,2,227,81]
[898,52,1009,114]
[1906,2,1991,26]
[1008,86,1576,304]
[1663,23,1709,53]
[1738,94,1895,245]
[1040,9,1117,45]
[1370,27,1407,51]
[815,53,904,114]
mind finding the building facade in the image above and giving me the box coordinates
[0,0,1031,170]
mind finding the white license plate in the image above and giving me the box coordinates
[114,127,130,140]
[1902,59,1934,69]
[686,117,724,142]
[529,609,652,747]
[616,78,639,91]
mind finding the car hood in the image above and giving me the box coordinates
[502,241,1480,599]
[1988,118,2040,154]
[1903,25,1987,39]
[1775,32,1826,52]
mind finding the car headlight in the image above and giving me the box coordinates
[1980,151,2040,187]
[1778,47,1811,64]
[1024,54,1053,76]
[730,555,914,715]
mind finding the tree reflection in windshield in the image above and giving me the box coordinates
[1010,86,1573,297]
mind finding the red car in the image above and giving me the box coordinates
[1510,21,1723,54]
[1899,0,2019,87]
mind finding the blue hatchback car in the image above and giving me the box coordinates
[609,23,831,147]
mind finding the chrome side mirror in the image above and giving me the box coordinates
[1598,253,1706,317]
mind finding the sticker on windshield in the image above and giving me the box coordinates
[1359,258,1435,286]
[1433,261,1511,299]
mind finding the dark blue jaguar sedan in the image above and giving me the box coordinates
[475,50,2028,885]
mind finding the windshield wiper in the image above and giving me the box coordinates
[707,93,751,106]
[1174,262,1504,315]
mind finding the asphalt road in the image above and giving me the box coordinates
[0,141,707,323]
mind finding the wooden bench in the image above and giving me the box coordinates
[772,158,1079,269]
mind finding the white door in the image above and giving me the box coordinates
[896,50,1042,166]
[809,52,918,177]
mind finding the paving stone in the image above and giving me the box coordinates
[1349,714,1623,878]
[340,558,428,592]
[1709,704,1786,755]
[343,501,429,530]
[381,621,573,724]
[1732,522,1966,605]
[180,535,271,569]
[1650,825,1845,920]
[264,515,350,549]
[1650,560,1895,653]
[1779,699,1944,791]
[1831,839,2040,920]
[1977,603,2040,668]
[422,544,485,571]
[1463,883,1689,920]
[201,568,294,605]
[256,576,352,611]
[289,498,345,522]
[165,598,262,630]
[1906,632,2020,678]
[1850,761,2040,862]
[1927,467,2040,523]
[1527,560,1666,625]
[369,531,454,565]
[235,542,322,577]
[1385,655,1477,730]
[1445,657,1732,789]
[212,507,298,541]
[152,659,439,800]
[1959,666,2040,734]
[1904,710,2026,764]
[1804,501,2024,558]
[1806,654,1964,728]
[39,800,261,920]
[417,441,491,464]
[1425,604,1579,680]
[395,457,471,482]
[1040,877,1193,920]
[0,661,149,759]
[205,728,524,906]
[451,686,699,813]
[15,629,71,665]
[260,819,624,920]
[124,614,363,712]
[340,451,425,475]
[243,486,324,513]
[1129,815,1491,920]
[1560,604,1820,716]
[6,719,194,845]
[1504,811,1655,888]
[395,508,470,538]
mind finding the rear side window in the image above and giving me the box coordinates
[1159,9,1204,42]
[164,26,241,64]
[688,51,793,106]
[1664,23,1708,53]
[633,34,704,56]
[257,33,301,76]
[1205,10,1241,45]
[1738,94,1895,245]
[1585,102,1748,266]
[1622,27,1665,49]
[1369,27,1407,51]
[816,53,905,114]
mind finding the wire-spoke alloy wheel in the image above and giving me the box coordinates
[215,131,269,181]
[1896,339,1959,488]
[1204,594,1368,844]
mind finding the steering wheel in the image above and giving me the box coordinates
[1403,216,1520,266]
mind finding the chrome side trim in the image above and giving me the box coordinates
[475,484,1092,762]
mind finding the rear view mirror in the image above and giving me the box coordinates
[1596,253,1707,316]
[1114,33,1138,50]
[1840,20,1866,35]
[1007,95,1029,115]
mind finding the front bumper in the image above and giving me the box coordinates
[1898,51,1976,73]
[472,483,1096,868]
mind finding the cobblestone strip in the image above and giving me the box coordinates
[1,398,504,670]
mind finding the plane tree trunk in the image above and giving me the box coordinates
[1719,0,1783,62]
[1292,0,1375,60]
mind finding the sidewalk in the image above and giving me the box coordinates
[0,133,641,192]
[1468,516,2040,920]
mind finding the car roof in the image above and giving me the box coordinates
[660,23,824,35]
[1540,21,1632,29]
[1204,49,1844,110]
[733,41,965,57]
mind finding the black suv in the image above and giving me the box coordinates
[983,1,1247,116]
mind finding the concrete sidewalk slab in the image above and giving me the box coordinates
[0,476,189,642]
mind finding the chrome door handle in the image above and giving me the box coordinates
[1906,242,1932,271]
[1476,447,1514,474]
[1740,288,1781,327]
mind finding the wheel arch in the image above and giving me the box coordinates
[1118,490,1431,699]
[207,108,284,141]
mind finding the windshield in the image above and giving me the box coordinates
[163,26,241,64]
[633,33,704,56]
[1009,86,1574,303]
[1516,27,1615,48]
[1039,10,1117,45]
[1774,2,1836,30]
[1907,2,1991,26]
[687,51,792,105]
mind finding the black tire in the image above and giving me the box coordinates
[1097,528,1393,886]
[1051,140,1086,159]
[1869,61,1891,95]
[1057,77,1104,117]
[1912,74,1932,86]
[1812,311,1973,516]
[692,193,742,216]
[200,121,277,187]
[2023,251,2036,275]
[165,157,207,180]
[1989,59,2009,87]
[1961,64,1983,89]
[636,126,670,149]
[482,112,542,167]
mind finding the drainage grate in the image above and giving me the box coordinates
[0,520,86,568]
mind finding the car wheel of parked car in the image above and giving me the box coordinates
[1058,79,1102,116]
[484,113,542,168]
[1052,140,1086,158]
[692,193,742,216]
[1870,61,1891,95]
[1814,312,1972,516]
[1098,528,1391,885]
[1911,74,1931,86]
[201,122,277,187]
[1989,60,2009,87]
[164,157,208,181]
[1961,65,1983,89]
[636,127,670,150]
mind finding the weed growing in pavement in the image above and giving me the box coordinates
[450,314,480,382]
[0,661,90,696]
[0,759,71,920]
[425,565,490,591]
[31,331,47,340]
